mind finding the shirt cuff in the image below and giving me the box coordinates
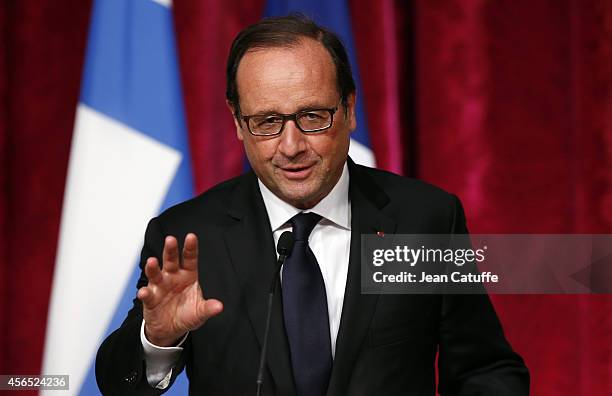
[140,320,188,389]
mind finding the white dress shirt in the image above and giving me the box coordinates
[142,163,351,388]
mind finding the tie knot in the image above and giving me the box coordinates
[290,212,322,241]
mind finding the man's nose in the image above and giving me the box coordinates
[277,120,307,158]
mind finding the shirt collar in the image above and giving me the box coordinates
[258,162,350,232]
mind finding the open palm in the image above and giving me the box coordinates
[137,233,223,347]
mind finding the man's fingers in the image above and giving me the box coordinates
[144,257,163,284]
[162,236,180,272]
[137,286,153,305]
[197,298,223,322]
[182,233,198,270]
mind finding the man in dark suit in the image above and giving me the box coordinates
[96,15,529,395]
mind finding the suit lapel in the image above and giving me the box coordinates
[327,161,397,395]
[223,173,296,395]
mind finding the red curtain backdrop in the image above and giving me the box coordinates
[414,1,612,394]
[1,0,611,395]
[351,0,409,174]
[173,0,264,192]
[1,0,93,381]
[0,0,7,376]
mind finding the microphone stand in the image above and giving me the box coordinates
[256,231,293,396]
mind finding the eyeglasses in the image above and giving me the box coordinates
[241,100,341,136]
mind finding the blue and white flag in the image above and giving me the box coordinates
[42,0,191,394]
[264,0,376,167]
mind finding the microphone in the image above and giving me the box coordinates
[256,231,294,396]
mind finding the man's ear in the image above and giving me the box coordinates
[226,100,244,141]
[345,92,357,133]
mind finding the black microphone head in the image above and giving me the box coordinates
[277,231,294,256]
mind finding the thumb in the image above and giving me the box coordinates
[197,298,224,322]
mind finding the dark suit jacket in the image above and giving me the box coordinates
[96,159,529,395]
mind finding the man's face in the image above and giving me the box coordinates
[230,38,356,209]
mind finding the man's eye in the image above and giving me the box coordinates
[303,112,325,120]
[256,116,282,127]
[265,116,283,123]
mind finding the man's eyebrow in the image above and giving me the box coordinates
[249,102,333,116]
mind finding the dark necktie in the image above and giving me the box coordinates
[282,212,332,396]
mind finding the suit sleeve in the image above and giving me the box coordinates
[95,217,189,395]
[437,195,530,395]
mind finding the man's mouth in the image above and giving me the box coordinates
[279,164,315,180]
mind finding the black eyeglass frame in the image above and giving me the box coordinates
[240,100,342,137]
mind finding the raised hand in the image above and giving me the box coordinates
[137,233,223,346]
